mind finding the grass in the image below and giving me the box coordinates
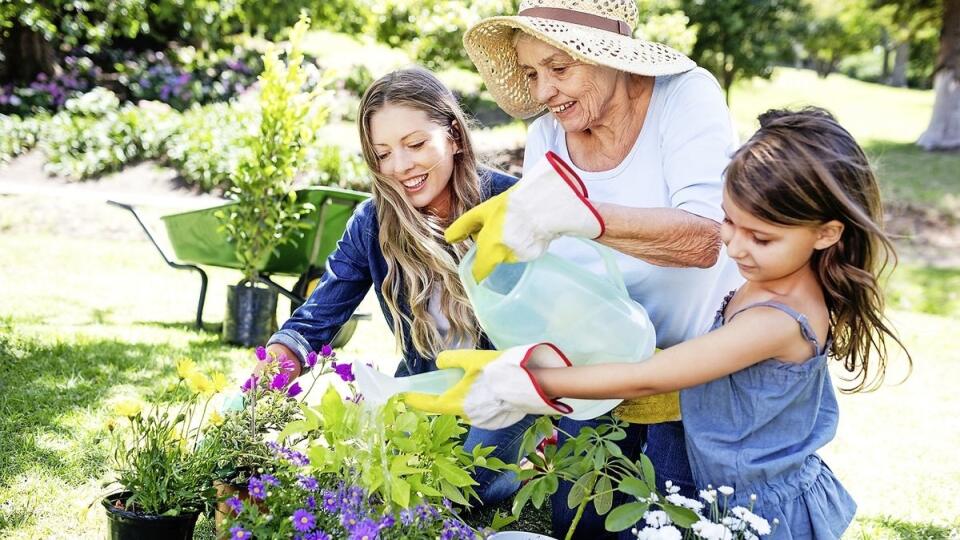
[730,68,960,215]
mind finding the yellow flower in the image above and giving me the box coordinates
[207,410,224,427]
[105,418,117,432]
[186,371,213,395]
[113,398,144,418]
[210,371,229,393]
[176,357,197,379]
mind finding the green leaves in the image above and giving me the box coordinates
[604,501,650,532]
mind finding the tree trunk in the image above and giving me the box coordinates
[918,0,960,151]
[890,40,910,87]
[1,21,57,84]
[881,30,892,80]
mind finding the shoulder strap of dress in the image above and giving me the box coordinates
[727,301,824,356]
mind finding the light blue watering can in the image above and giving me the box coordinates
[356,239,656,420]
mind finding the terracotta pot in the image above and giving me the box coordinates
[213,480,268,538]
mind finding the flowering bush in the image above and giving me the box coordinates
[0,114,47,164]
[622,484,776,540]
[161,101,255,190]
[221,445,480,540]
[206,345,335,486]
[104,358,228,515]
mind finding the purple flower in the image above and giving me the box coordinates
[271,371,290,390]
[398,508,414,526]
[321,344,334,357]
[261,474,280,486]
[305,351,318,368]
[229,525,252,539]
[240,375,258,393]
[287,382,303,397]
[340,509,361,530]
[255,346,267,361]
[248,476,266,500]
[306,495,317,510]
[279,355,297,372]
[321,489,339,512]
[292,508,316,532]
[225,496,243,515]
[297,474,319,491]
[333,362,354,382]
[378,514,396,529]
[348,518,380,540]
[440,518,474,540]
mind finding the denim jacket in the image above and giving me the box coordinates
[268,168,516,376]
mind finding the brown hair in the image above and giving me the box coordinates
[357,67,483,359]
[725,107,911,392]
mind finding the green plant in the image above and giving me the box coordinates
[215,15,329,284]
[206,346,334,485]
[509,417,700,540]
[104,358,227,516]
[303,144,370,191]
[0,113,45,163]
[279,385,505,511]
[163,101,254,191]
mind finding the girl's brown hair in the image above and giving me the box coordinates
[357,67,484,360]
[725,107,910,392]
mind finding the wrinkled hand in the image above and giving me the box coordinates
[402,343,575,430]
[446,151,604,282]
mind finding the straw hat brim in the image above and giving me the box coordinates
[464,15,696,119]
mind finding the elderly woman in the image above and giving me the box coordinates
[451,1,745,537]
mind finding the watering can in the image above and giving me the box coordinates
[356,239,656,420]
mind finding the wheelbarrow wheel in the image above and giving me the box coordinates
[290,266,361,349]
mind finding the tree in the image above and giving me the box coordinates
[917,0,960,149]
[874,0,942,87]
[803,0,883,78]
[680,0,807,101]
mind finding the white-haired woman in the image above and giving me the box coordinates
[448,1,745,537]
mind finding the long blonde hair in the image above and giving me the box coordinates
[357,67,484,359]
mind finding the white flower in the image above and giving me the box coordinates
[644,510,672,528]
[664,480,681,494]
[636,525,683,540]
[722,516,744,531]
[666,493,705,512]
[718,485,734,496]
[732,506,771,536]
[699,489,717,504]
[691,520,734,540]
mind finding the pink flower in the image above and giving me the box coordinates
[255,346,267,361]
[333,362,354,382]
[287,382,303,397]
[321,344,333,357]
[241,375,259,393]
[305,351,318,369]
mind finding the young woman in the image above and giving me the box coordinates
[261,67,530,505]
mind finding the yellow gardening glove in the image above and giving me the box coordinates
[446,151,604,282]
[612,391,682,424]
[402,344,575,430]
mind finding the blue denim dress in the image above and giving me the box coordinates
[680,291,857,539]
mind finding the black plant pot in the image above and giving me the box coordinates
[102,493,200,540]
[223,283,278,346]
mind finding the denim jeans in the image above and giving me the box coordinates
[550,419,696,540]
[463,415,538,506]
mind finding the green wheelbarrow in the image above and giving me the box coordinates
[109,186,371,348]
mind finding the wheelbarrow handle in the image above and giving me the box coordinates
[108,199,209,330]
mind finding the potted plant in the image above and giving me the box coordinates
[204,345,333,533]
[102,359,226,540]
[216,15,329,346]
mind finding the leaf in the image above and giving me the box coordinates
[604,501,649,532]
[511,479,537,516]
[390,477,410,508]
[639,453,657,491]
[390,455,423,477]
[604,440,624,459]
[618,477,651,499]
[440,480,470,506]
[434,458,475,488]
[593,475,613,515]
[567,471,596,510]
[490,510,518,531]
[662,503,700,528]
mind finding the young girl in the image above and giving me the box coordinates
[261,67,531,505]
[422,107,911,537]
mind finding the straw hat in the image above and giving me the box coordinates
[464,0,696,119]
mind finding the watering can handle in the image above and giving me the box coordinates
[575,238,629,298]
